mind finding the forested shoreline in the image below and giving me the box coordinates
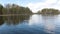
[0,4,60,15]
[0,4,60,23]
[0,4,32,23]
[37,8,60,14]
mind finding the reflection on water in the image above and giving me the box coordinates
[0,15,30,25]
[6,15,30,25]
[41,15,56,34]
[0,16,4,25]
[0,14,60,34]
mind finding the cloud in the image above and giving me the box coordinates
[26,0,60,13]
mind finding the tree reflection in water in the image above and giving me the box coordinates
[0,15,30,25]
[0,16,4,25]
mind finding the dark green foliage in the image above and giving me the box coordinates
[0,4,4,25]
[0,4,3,14]
[37,8,60,14]
[2,4,33,15]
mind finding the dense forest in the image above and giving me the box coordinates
[0,4,33,15]
[37,8,60,14]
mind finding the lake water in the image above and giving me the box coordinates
[0,14,60,34]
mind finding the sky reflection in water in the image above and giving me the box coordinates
[0,14,60,34]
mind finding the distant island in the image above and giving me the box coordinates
[37,8,60,14]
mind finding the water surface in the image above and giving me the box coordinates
[0,14,60,34]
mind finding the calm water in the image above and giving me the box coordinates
[0,14,60,34]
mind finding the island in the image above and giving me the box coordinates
[37,8,60,15]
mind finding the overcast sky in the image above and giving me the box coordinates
[0,0,60,13]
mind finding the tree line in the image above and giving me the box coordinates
[0,4,60,15]
[37,8,60,14]
[0,4,33,15]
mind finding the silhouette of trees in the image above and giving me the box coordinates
[37,8,60,14]
[2,4,33,15]
[0,4,3,15]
